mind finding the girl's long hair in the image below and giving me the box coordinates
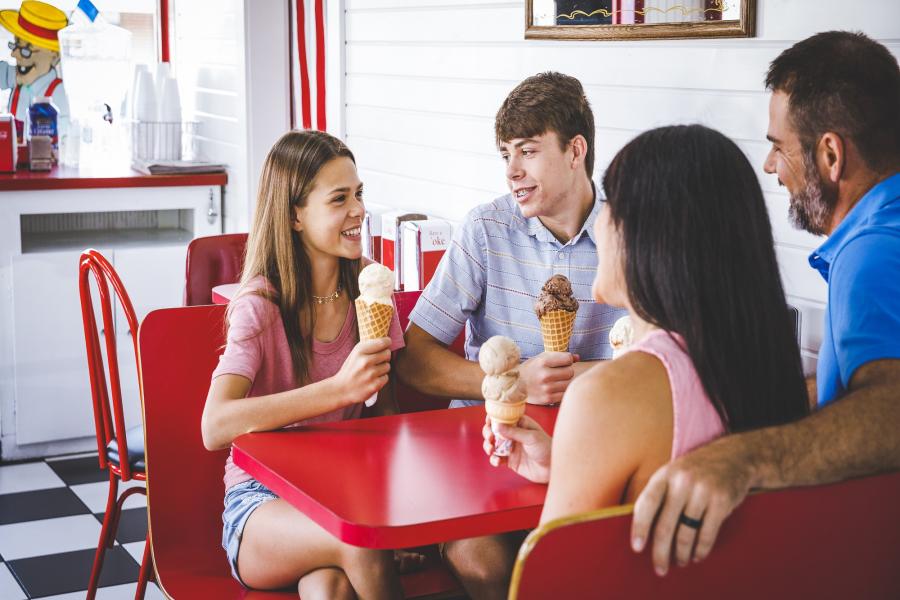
[602,125,808,432]
[233,130,361,384]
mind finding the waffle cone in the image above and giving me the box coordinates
[356,299,393,340]
[540,309,576,352]
[485,398,526,425]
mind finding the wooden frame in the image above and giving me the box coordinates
[525,0,756,41]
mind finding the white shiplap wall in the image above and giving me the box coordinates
[173,0,290,234]
[340,0,900,372]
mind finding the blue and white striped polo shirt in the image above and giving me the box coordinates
[410,188,627,370]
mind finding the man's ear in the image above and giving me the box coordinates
[817,132,845,184]
[51,52,60,67]
[569,135,588,171]
[291,206,303,232]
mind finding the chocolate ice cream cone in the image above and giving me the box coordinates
[540,309,576,352]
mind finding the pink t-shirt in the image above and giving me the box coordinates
[625,329,726,459]
[212,277,405,490]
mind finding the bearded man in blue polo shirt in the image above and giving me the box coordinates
[396,72,626,599]
[630,31,900,576]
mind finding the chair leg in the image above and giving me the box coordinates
[87,472,120,600]
[134,531,152,600]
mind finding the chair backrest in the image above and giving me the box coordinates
[139,304,271,597]
[78,249,141,481]
[184,233,248,306]
[393,290,465,412]
[509,471,900,600]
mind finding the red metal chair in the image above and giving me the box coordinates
[78,249,152,600]
[139,304,461,598]
[183,233,248,306]
[509,471,900,599]
[393,290,465,413]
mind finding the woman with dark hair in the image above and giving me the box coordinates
[483,124,809,525]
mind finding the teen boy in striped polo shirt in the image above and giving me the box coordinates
[396,71,626,600]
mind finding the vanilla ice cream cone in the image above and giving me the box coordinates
[356,263,396,406]
[485,398,526,425]
[356,298,393,341]
[540,309,577,352]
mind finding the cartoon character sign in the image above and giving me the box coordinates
[0,1,68,132]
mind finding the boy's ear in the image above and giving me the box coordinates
[570,135,588,170]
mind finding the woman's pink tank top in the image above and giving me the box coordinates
[625,329,726,459]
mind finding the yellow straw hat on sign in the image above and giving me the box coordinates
[0,1,68,53]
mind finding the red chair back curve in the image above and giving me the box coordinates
[509,471,900,600]
[184,233,248,306]
[78,249,143,482]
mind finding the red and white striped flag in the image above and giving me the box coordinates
[290,0,326,131]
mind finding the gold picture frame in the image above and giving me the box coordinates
[525,0,756,41]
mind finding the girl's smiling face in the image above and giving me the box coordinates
[293,156,365,261]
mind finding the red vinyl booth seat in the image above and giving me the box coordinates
[184,233,248,306]
[139,305,461,598]
[509,470,900,600]
[393,290,465,413]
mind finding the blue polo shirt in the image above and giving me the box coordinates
[809,172,900,406]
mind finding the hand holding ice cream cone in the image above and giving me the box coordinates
[356,263,395,406]
[480,336,527,456]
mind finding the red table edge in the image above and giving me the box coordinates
[232,442,544,549]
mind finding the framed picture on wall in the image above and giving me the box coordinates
[527,0,756,40]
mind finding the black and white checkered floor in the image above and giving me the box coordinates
[0,452,165,599]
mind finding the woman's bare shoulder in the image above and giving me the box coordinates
[568,351,670,412]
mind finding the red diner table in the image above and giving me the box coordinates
[211,282,240,304]
[232,405,558,549]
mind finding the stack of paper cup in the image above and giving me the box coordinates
[132,67,157,160]
[158,76,182,160]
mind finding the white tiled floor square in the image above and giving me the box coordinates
[0,562,26,600]
[34,582,166,600]
[0,462,65,495]
[69,480,147,513]
[0,514,101,561]
[122,540,145,565]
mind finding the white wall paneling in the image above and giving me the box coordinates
[339,0,900,369]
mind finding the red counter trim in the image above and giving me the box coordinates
[1,166,227,192]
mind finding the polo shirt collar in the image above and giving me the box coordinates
[809,172,900,281]
[525,182,602,246]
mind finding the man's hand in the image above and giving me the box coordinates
[630,437,755,576]
[482,415,552,484]
[519,352,579,405]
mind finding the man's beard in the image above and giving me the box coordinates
[788,152,837,236]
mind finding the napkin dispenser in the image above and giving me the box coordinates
[0,114,16,172]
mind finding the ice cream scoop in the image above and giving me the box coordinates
[534,274,579,319]
[358,263,394,306]
[609,315,634,359]
[478,335,521,376]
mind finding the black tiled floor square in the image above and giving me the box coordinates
[9,546,138,598]
[92,507,147,544]
[46,455,108,486]
[0,487,91,525]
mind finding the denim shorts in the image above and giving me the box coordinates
[222,479,279,585]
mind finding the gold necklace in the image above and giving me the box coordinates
[312,283,342,305]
